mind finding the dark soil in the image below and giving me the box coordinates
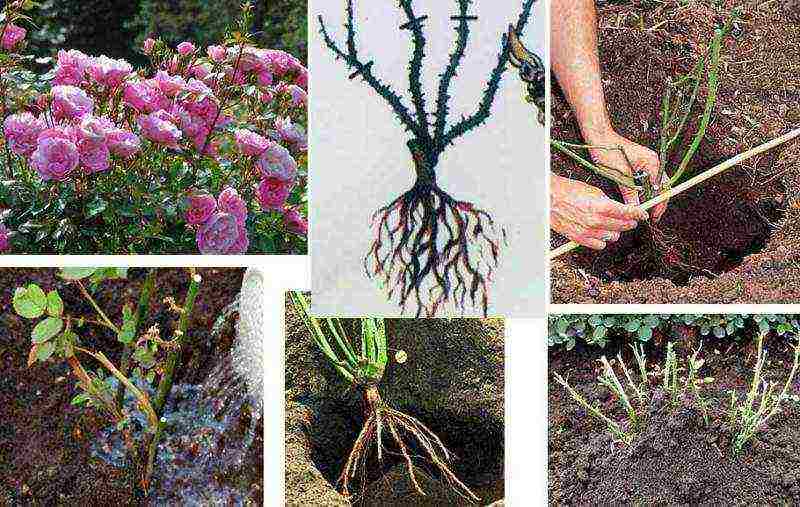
[549,333,800,504]
[551,0,800,303]
[284,300,505,506]
[0,268,252,505]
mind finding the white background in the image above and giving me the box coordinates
[310,0,548,317]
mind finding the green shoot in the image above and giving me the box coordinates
[553,371,631,444]
[290,292,388,386]
[630,343,649,396]
[663,342,680,406]
[729,332,800,453]
[598,356,638,428]
[685,343,709,425]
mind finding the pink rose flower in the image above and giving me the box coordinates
[185,192,217,225]
[295,68,308,89]
[233,46,265,73]
[234,129,269,157]
[77,139,110,173]
[106,130,141,158]
[177,41,196,56]
[143,38,156,54]
[207,45,226,63]
[275,117,307,151]
[38,125,78,144]
[257,177,291,211]
[196,212,239,254]
[3,112,45,156]
[217,187,247,226]
[287,85,307,107]
[87,55,133,89]
[0,223,9,252]
[77,115,112,147]
[123,80,167,114]
[256,143,297,182]
[53,49,91,86]
[138,110,182,149]
[153,70,186,97]
[283,207,308,236]
[226,224,249,254]
[51,85,94,121]
[31,137,80,181]
[1,23,26,51]
[256,70,273,87]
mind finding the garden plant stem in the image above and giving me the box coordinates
[549,127,800,260]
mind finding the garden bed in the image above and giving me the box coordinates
[549,332,800,503]
[284,305,505,506]
[0,268,262,505]
[551,0,800,303]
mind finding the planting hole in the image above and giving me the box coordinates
[568,166,787,285]
[307,401,504,504]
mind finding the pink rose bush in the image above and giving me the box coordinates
[0,2,307,254]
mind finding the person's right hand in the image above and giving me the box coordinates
[551,173,648,250]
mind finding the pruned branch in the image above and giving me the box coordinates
[399,0,431,139]
[434,0,473,144]
[318,1,425,137]
[440,0,536,151]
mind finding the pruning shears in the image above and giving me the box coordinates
[507,25,546,125]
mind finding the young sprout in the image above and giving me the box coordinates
[598,356,638,428]
[685,343,709,425]
[730,332,800,453]
[553,371,631,445]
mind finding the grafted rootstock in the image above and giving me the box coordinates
[319,0,536,316]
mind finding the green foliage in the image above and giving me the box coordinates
[133,0,307,63]
[290,292,389,385]
[12,283,47,318]
[549,314,800,350]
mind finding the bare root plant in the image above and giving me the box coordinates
[290,292,479,501]
[319,0,536,317]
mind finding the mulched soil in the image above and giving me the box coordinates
[551,0,800,303]
[0,268,246,505]
[549,330,800,504]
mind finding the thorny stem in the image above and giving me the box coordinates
[321,1,535,316]
[76,280,120,334]
[115,268,158,409]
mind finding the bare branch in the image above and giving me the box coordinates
[318,1,425,137]
[440,0,536,151]
[434,0,473,145]
[399,0,431,139]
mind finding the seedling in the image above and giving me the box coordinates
[289,292,478,500]
[319,1,535,317]
[12,268,201,496]
[728,331,800,453]
[547,10,800,261]
[554,341,714,445]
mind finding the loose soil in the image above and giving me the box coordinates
[549,332,800,504]
[284,301,505,506]
[551,0,800,303]
[0,268,262,505]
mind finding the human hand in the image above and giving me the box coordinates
[586,131,669,221]
[551,173,648,250]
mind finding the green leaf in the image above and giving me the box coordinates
[592,326,607,341]
[625,319,642,333]
[31,317,63,344]
[36,340,56,362]
[638,327,653,341]
[118,304,136,344]
[46,290,63,317]
[59,267,97,280]
[71,393,90,406]
[13,284,47,318]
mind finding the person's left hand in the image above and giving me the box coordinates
[585,131,669,222]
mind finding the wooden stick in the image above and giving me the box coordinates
[550,127,800,261]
